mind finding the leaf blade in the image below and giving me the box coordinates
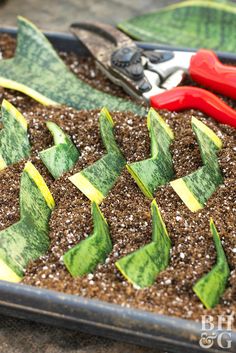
[0,162,55,281]
[63,202,112,277]
[115,200,171,288]
[0,17,145,115]
[170,117,223,211]
[193,219,230,308]
[39,122,80,179]
[118,1,236,52]
[127,108,174,198]
[0,99,31,170]
[69,109,126,203]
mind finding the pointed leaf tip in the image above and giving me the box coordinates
[147,108,174,139]
[24,161,55,210]
[39,122,80,179]
[171,118,223,211]
[127,110,174,198]
[116,200,171,288]
[69,113,125,203]
[191,116,222,149]
[193,219,230,308]
[100,107,114,126]
[0,162,54,281]
[63,203,112,277]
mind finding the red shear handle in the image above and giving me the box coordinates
[190,49,236,99]
[150,86,236,128]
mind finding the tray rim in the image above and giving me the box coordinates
[0,280,235,353]
[0,26,235,353]
[1,25,236,60]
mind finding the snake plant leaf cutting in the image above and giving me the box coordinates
[191,116,223,166]
[127,108,174,198]
[118,1,236,52]
[115,199,171,288]
[0,162,55,282]
[39,121,80,179]
[63,202,112,277]
[193,219,230,308]
[171,117,223,212]
[0,99,30,170]
[69,108,126,204]
[0,17,144,115]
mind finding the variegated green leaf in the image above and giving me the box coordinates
[69,108,126,204]
[39,121,80,179]
[171,117,223,212]
[0,17,145,115]
[0,99,30,170]
[127,108,174,198]
[116,199,171,288]
[193,219,230,308]
[118,1,236,52]
[63,202,112,277]
[0,162,55,282]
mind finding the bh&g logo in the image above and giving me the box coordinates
[199,313,234,349]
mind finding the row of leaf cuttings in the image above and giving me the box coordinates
[0,100,228,309]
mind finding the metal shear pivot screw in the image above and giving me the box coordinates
[111,47,144,81]
[111,47,142,67]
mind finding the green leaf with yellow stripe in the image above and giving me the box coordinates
[0,16,145,115]
[0,99,30,171]
[63,202,112,277]
[69,108,126,204]
[115,199,171,288]
[193,219,230,308]
[118,1,236,52]
[170,117,223,212]
[39,121,80,179]
[0,162,55,282]
[127,108,174,198]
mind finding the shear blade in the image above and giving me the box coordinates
[70,21,135,64]
[70,21,151,101]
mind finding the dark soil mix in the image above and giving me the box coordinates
[0,34,235,326]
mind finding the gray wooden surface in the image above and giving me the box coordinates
[0,0,179,30]
[0,1,177,352]
[0,314,160,353]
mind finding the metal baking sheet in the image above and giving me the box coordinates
[0,27,235,353]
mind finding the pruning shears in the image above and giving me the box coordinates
[71,22,236,128]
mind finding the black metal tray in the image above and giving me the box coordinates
[0,27,235,353]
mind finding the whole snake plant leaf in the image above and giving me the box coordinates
[39,121,80,179]
[193,219,230,308]
[118,1,236,52]
[63,202,112,277]
[0,99,30,171]
[0,17,145,115]
[170,117,223,212]
[69,108,126,204]
[127,108,174,198]
[0,162,55,282]
[115,199,171,288]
